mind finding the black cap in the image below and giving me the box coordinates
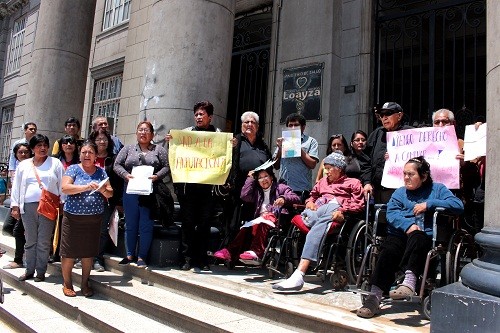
[377,102,403,113]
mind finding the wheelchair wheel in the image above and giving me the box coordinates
[422,295,431,319]
[346,220,369,284]
[446,230,478,283]
[329,270,349,291]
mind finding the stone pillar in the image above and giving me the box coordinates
[25,0,95,144]
[139,0,235,133]
[431,1,500,331]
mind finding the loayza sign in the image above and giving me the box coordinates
[382,126,460,189]
[168,130,233,185]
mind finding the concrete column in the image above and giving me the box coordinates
[25,0,96,144]
[431,1,500,331]
[139,0,235,133]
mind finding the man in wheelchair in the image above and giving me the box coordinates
[356,156,464,318]
[272,151,365,291]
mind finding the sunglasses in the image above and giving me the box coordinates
[433,119,451,125]
[376,110,399,118]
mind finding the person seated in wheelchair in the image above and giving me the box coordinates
[356,156,464,318]
[213,167,300,265]
[272,151,365,291]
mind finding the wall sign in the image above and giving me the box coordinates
[281,63,324,122]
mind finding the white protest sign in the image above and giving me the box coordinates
[382,126,460,189]
[463,123,486,161]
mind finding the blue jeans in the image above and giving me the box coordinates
[300,202,340,262]
[123,192,154,260]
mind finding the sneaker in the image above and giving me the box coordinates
[93,262,105,272]
[239,251,258,261]
[136,259,147,268]
[213,249,231,261]
[3,262,23,269]
[356,296,381,318]
[73,260,82,269]
[181,259,191,271]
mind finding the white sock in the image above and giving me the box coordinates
[371,285,383,302]
[402,270,417,291]
[275,270,305,289]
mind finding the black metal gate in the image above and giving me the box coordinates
[226,8,272,133]
[375,0,486,136]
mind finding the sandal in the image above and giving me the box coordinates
[81,287,94,298]
[389,284,415,300]
[63,286,76,297]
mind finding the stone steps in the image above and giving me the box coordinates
[0,219,430,333]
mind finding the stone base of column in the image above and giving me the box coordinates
[430,282,500,332]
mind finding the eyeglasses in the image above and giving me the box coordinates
[61,141,75,145]
[376,110,398,118]
[258,175,270,181]
[433,119,451,125]
[137,128,152,133]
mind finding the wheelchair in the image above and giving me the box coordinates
[349,204,480,319]
[270,202,369,290]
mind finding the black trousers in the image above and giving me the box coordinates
[179,191,215,265]
[371,231,432,293]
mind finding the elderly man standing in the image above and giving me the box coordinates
[432,108,484,234]
[91,116,123,154]
[360,102,413,204]
[274,113,319,197]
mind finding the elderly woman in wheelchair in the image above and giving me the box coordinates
[214,167,300,265]
[356,156,464,318]
[272,151,365,291]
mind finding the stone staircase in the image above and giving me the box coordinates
[0,214,430,332]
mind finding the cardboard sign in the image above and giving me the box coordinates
[382,126,460,189]
[168,130,233,185]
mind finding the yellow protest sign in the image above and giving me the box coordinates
[168,129,233,185]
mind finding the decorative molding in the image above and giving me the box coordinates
[90,56,125,80]
[0,0,29,19]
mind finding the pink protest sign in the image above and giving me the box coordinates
[382,126,460,189]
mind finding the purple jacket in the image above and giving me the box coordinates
[240,176,301,219]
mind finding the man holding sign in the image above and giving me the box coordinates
[167,101,232,271]
[274,113,319,196]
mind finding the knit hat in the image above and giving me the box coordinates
[323,151,347,171]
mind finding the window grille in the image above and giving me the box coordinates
[102,0,131,30]
[6,17,27,75]
[0,106,14,164]
[91,74,123,134]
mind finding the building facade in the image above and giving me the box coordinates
[0,0,498,330]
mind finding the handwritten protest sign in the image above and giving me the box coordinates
[169,130,233,185]
[281,128,301,158]
[382,126,460,189]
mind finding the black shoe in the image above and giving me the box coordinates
[181,259,191,271]
[201,265,210,271]
[119,257,132,265]
[19,273,34,281]
[34,275,45,282]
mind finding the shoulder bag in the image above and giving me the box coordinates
[32,162,60,221]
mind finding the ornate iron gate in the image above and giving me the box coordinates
[375,0,486,136]
[226,8,272,133]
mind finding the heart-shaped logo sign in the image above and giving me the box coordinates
[296,77,307,88]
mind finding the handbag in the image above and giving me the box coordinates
[32,162,60,221]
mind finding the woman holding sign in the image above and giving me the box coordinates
[356,156,463,318]
[60,141,113,297]
[114,121,170,268]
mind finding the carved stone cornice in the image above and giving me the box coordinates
[0,0,29,19]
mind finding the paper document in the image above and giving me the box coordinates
[89,177,109,194]
[281,128,302,158]
[126,165,154,195]
[463,123,487,161]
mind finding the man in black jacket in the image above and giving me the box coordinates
[360,102,413,204]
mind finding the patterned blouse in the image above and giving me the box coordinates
[63,164,108,215]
